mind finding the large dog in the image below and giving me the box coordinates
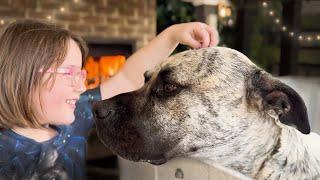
[93,47,320,179]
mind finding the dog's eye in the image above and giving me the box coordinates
[144,71,152,83]
[164,83,177,93]
[151,81,183,98]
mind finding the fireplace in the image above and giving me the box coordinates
[84,39,135,89]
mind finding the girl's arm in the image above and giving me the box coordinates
[100,22,219,100]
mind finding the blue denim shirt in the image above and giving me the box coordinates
[0,87,101,179]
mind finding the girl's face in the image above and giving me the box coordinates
[34,39,86,125]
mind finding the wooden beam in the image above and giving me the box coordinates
[279,0,302,76]
[195,4,218,28]
[235,0,255,55]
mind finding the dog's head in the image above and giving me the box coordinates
[93,47,309,165]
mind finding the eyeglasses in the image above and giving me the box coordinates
[39,66,87,88]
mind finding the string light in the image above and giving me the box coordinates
[46,15,52,21]
[60,6,65,12]
[289,32,294,37]
[268,10,274,16]
[262,2,268,7]
[307,36,312,41]
[281,26,287,31]
[7,0,83,25]
[261,1,320,43]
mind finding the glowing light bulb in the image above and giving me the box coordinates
[282,26,287,31]
[307,36,312,41]
[262,2,268,7]
[269,11,274,16]
[46,15,52,20]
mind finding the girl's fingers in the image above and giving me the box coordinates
[185,33,202,49]
[206,25,219,46]
[195,26,210,48]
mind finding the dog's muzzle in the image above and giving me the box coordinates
[93,92,176,165]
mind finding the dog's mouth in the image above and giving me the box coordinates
[145,158,168,165]
[93,98,180,166]
[122,153,168,165]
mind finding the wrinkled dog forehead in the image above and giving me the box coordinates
[156,47,258,85]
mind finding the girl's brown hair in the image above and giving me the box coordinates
[0,19,88,129]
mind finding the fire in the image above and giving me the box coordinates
[84,55,126,89]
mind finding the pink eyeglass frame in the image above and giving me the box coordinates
[39,66,87,87]
[39,66,87,77]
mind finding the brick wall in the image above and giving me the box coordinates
[0,0,156,49]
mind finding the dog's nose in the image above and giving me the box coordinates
[93,101,113,119]
[94,108,113,119]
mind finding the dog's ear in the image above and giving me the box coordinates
[247,70,310,134]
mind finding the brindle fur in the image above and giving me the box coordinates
[94,47,320,180]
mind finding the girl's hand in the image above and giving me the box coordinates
[168,22,220,49]
[100,22,219,99]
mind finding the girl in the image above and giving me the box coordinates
[0,19,218,179]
